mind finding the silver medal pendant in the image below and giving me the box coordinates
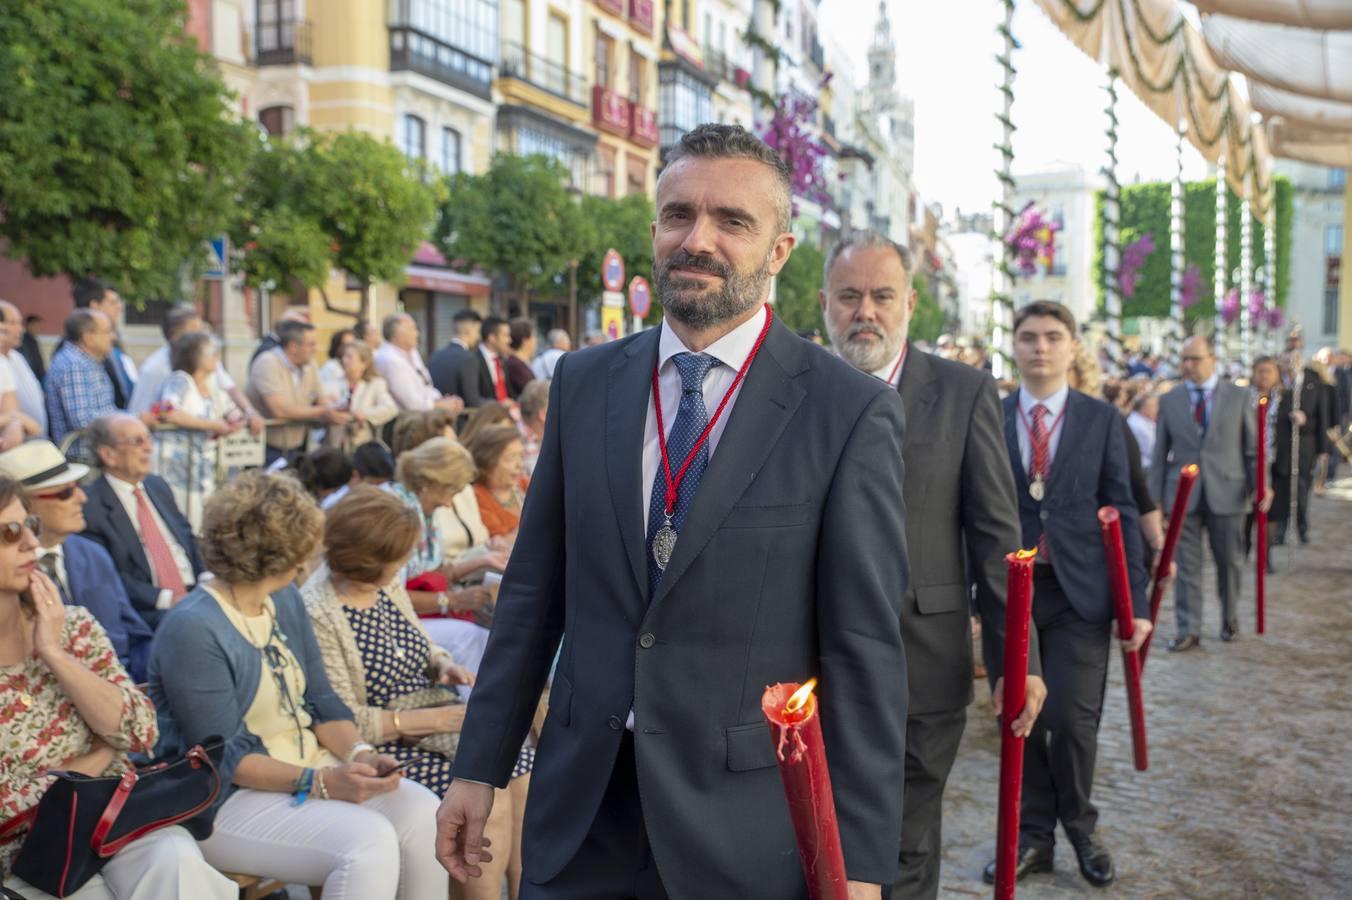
[653,516,678,571]
[1029,477,1045,501]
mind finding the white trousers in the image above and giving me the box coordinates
[198,779,447,900]
[3,825,234,900]
[421,618,490,701]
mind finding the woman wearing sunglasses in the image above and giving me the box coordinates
[147,471,447,899]
[0,476,233,899]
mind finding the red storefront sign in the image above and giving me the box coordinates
[593,85,632,137]
[630,105,659,147]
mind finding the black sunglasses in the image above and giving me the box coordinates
[0,516,41,544]
[35,484,79,502]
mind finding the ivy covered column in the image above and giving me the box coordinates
[991,0,1017,381]
[1264,197,1278,355]
[1214,138,1229,362]
[1168,122,1186,372]
[1240,181,1254,368]
[1101,70,1123,372]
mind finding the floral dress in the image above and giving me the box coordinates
[0,608,158,874]
[156,370,235,533]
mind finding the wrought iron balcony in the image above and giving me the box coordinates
[254,18,313,66]
[389,26,493,99]
[498,42,589,107]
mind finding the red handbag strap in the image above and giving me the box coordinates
[91,746,222,857]
[0,807,36,840]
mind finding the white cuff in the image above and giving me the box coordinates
[155,589,174,610]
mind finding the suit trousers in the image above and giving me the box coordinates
[887,707,967,900]
[1271,471,1314,540]
[1174,496,1243,638]
[1020,567,1110,851]
[522,734,670,900]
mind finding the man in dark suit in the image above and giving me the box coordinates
[820,231,1045,899]
[436,124,909,900]
[984,301,1150,889]
[0,440,152,680]
[474,315,517,404]
[1271,356,1331,544]
[80,414,204,630]
[1150,335,1264,649]
[428,308,483,402]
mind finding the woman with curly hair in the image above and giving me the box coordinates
[147,471,447,900]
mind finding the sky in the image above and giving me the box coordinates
[821,0,1214,218]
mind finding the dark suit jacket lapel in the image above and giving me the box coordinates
[96,479,152,580]
[148,479,194,571]
[1003,395,1029,494]
[897,350,938,449]
[649,320,807,610]
[607,330,661,605]
[1046,390,1080,495]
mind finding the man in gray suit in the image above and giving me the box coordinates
[1151,335,1270,650]
[436,125,909,900]
[821,232,1045,899]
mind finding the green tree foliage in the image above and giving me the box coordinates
[773,241,827,335]
[578,193,656,320]
[909,276,946,344]
[0,0,253,301]
[1093,176,1293,321]
[232,130,440,317]
[435,154,588,300]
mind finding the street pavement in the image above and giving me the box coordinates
[938,481,1352,897]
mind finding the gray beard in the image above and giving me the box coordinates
[655,260,770,330]
[826,322,905,374]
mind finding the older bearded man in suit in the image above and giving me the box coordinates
[820,231,1046,899]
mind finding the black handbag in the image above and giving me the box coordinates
[0,738,224,898]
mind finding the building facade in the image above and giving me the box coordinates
[584,0,662,197]
[1277,160,1347,353]
[1011,164,1101,330]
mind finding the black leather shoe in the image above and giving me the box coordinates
[1070,835,1114,887]
[1167,635,1201,652]
[982,846,1054,884]
[1299,533,1310,545]
[1220,624,1236,642]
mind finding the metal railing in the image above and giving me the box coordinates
[498,42,589,107]
[254,18,313,66]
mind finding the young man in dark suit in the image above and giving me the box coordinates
[475,315,517,404]
[985,300,1150,888]
[437,124,909,900]
[428,308,483,401]
[821,231,1046,899]
[79,414,204,630]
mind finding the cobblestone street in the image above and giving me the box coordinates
[939,483,1352,898]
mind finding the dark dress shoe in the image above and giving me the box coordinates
[1220,624,1237,642]
[1167,635,1200,652]
[1070,835,1114,887]
[982,846,1054,884]
[1299,533,1310,545]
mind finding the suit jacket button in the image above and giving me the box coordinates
[608,715,623,730]
[639,632,656,649]
[1040,510,1049,521]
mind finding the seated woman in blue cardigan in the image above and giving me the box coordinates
[148,471,448,900]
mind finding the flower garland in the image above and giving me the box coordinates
[1119,232,1155,299]
[1004,202,1060,278]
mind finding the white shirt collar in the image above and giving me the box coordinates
[868,344,907,386]
[41,542,65,563]
[1019,383,1070,419]
[1190,372,1219,392]
[480,344,498,362]
[657,305,768,375]
[105,472,143,499]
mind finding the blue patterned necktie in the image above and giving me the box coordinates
[647,352,721,595]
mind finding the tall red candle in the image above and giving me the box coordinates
[1140,463,1199,667]
[994,549,1037,900]
[1256,396,1269,635]
[761,681,848,900]
[1098,507,1148,771]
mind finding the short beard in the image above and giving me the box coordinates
[655,250,769,330]
[825,318,906,373]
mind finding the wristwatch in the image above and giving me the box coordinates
[436,592,450,616]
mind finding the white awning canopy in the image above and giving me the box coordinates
[1250,82,1352,130]
[1191,0,1352,31]
[1201,14,1352,103]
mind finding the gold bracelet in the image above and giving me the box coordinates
[392,710,403,735]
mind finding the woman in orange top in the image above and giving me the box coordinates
[465,424,526,540]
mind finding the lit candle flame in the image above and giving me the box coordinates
[1013,548,1037,561]
[1183,463,1200,477]
[784,678,818,715]
[1259,395,1269,407]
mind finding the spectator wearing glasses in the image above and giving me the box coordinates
[47,310,155,464]
[246,319,348,466]
[148,471,447,899]
[0,475,235,900]
[374,314,463,416]
[0,441,153,681]
[79,415,203,631]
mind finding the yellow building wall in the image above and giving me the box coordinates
[582,1,663,198]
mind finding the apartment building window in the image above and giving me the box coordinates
[1326,224,1344,257]
[627,154,646,196]
[441,127,462,174]
[1331,168,1347,190]
[703,11,712,45]
[258,105,294,136]
[392,0,499,65]
[503,0,524,48]
[400,114,426,160]
[597,144,617,198]
[595,31,613,88]
[629,49,645,104]
[547,14,567,66]
[1324,288,1340,335]
[658,64,713,151]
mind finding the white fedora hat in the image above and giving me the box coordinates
[0,441,90,491]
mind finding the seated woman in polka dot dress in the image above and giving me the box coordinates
[303,486,530,900]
